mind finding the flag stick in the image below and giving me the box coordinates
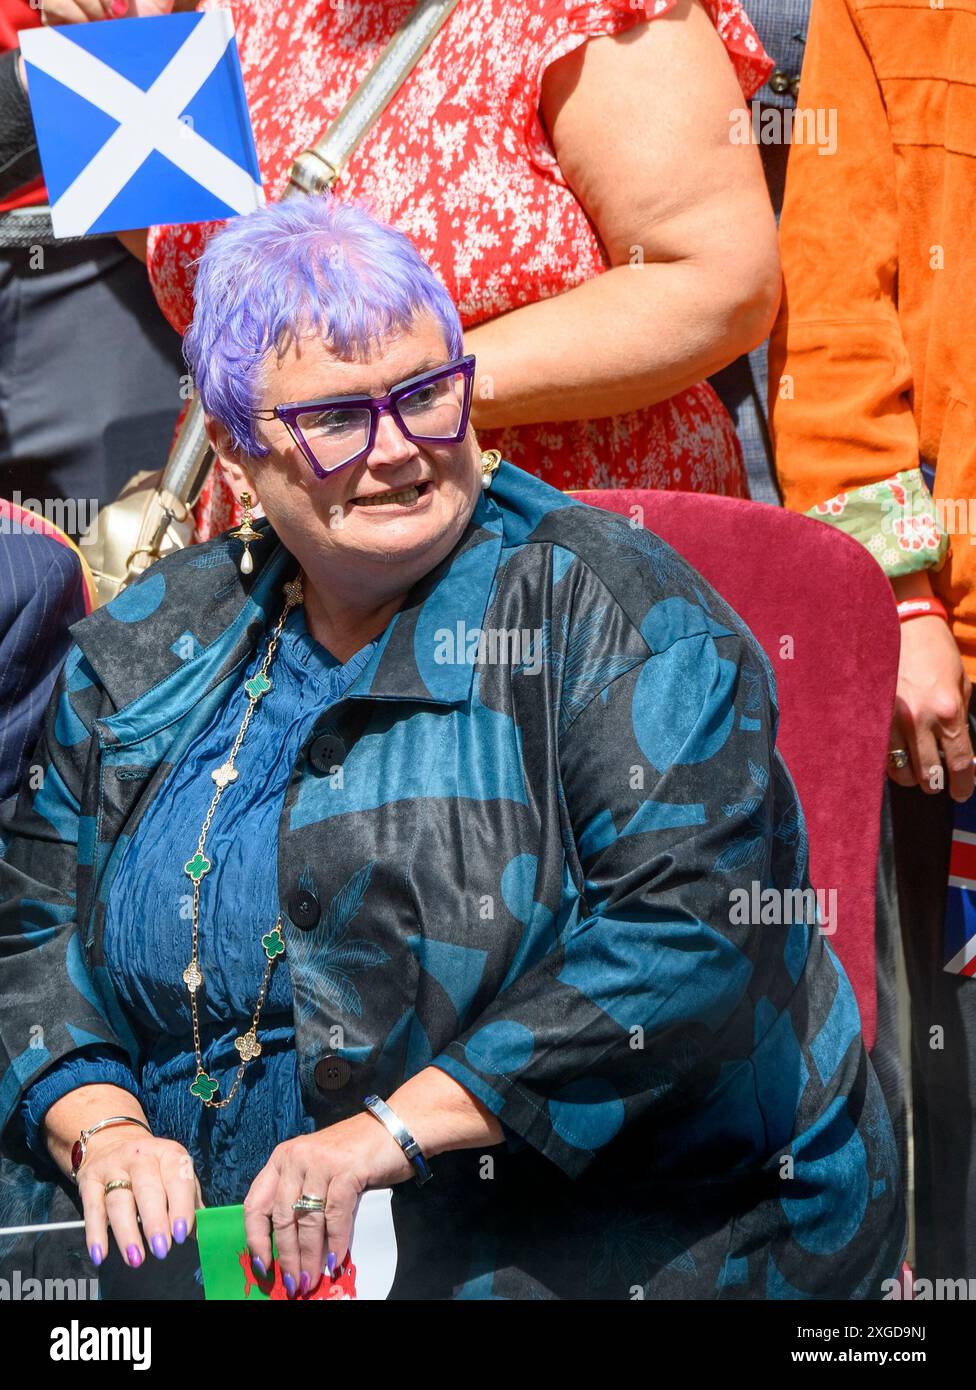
[0,1219,86,1237]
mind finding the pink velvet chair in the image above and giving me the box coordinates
[569,489,900,1049]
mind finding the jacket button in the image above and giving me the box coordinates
[287,888,320,930]
[308,732,347,774]
[769,69,796,96]
[314,1054,351,1092]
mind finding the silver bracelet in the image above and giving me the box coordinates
[362,1094,433,1186]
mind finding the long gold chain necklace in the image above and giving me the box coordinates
[182,573,305,1108]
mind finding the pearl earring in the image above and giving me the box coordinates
[230,492,262,575]
[480,449,501,490]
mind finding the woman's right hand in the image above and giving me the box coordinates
[76,1128,202,1269]
[889,613,974,802]
[41,0,174,24]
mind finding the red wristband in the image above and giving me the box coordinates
[896,597,949,624]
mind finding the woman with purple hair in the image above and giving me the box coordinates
[25,0,781,533]
[0,195,903,1300]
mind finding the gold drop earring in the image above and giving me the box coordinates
[230,492,262,575]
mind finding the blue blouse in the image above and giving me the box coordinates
[20,605,377,1206]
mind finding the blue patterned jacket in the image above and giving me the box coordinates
[0,460,903,1298]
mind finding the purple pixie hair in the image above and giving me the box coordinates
[182,194,464,459]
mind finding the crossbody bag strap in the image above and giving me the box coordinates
[289,0,463,197]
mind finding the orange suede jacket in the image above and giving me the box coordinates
[770,0,976,675]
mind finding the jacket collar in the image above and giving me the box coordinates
[73,484,507,747]
[347,485,504,706]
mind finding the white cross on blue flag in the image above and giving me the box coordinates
[20,11,264,239]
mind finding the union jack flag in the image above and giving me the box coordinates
[944,793,976,975]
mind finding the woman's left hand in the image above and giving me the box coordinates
[243,1112,413,1296]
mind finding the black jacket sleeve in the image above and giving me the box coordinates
[0,48,43,202]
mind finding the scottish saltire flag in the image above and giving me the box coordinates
[944,792,976,975]
[20,12,263,239]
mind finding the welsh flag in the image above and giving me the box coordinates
[195,1190,397,1300]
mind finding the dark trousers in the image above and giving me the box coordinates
[889,766,976,1279]
[0,236,184,537]
[872,785,909,1221]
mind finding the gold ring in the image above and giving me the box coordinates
[888,749,911,770]
[292,1194,326,1213]
[103,1179,134,1196]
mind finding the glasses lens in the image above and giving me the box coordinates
[396,369,467,440]
[294,405,371,473]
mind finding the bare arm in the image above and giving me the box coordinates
[42,1083,149,1177]
[385,1065,505,1156]
[116,227,149,262]
[466,0,780,429]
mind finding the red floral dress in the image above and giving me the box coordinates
[146,0,772,539]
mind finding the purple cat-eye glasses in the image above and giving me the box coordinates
[253,354,476,480]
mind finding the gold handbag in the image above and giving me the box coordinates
[83,469,200,603]
[83,0,462,606]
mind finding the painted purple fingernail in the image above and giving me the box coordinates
[173,1219,187,1245]
[327,1252,336,1277]
[299,1271,310,1295]
[151,1233,168,1260]
[252,1254,268,1279]
[283,1271,297,1298]
[126,1244,143,1268]
[89,1244,103,1268]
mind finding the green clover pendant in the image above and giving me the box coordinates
[184,850,212,883]
[190,1071,219,1103]
[244,672,272,700]
[262,928,285,961]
